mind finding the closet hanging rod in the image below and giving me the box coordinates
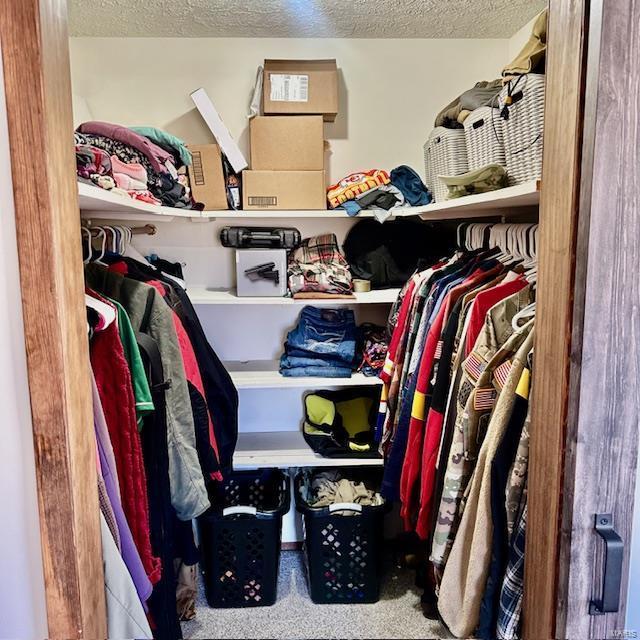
[130,224,157,236]
[84,221,157,236]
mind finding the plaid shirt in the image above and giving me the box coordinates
[497,502,527,640]
[288,234,353,295]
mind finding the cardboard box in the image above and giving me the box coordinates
[190,88,248,173]
[186,144,228,210]
[242,170,326,210]
[263,59,338,122]
[250,116,324,171]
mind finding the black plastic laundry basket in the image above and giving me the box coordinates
[198,469,290,608]
[294,470,388,604]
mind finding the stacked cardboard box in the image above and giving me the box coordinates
[243,59,339,211]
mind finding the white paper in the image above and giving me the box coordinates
[190,87,248,174]
[269,74,309,102]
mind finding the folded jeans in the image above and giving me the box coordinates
[280,365,352,378]
[280,354,354,370]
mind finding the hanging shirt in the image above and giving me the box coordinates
[438,326,534,639]
[108,295,155,427]
[429,287,533,569]
[400,264,502,530]
[464,276,528,358]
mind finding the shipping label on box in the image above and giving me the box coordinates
[269,74,309,102]
[263,59,338,122]
[243,170,326,210]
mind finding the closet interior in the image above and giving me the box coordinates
[67,2,550,639]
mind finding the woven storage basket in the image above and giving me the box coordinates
[423,127,468,202]
[498,73,545,185]
[463,106,506,172]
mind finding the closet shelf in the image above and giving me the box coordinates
[414,180,540,220]
[188,287,400,305]
[78,182,197,221]
[233,431,383,469]
[78,180,540,222]
[225,360,383,389]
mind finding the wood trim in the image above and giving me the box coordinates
[0,1,106,637]
[557,0,640,636]
[555,0,603,635]
[523,1,589,638]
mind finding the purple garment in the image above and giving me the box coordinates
[92,370,153,604]
[78,121,173,174]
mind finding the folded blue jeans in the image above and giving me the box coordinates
[280,365,352,378]
[280,354,354,370]
[284,306,357,363]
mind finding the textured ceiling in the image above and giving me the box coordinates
[68,0,546,38]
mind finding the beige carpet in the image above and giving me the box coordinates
[182,550,450,639]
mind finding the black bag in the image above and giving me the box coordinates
[343,219,455,288]
[302,388,381,458]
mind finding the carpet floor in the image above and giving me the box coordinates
[182,550,450,639]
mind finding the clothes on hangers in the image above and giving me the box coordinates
[84,242,238,639]
[376,222,538,640]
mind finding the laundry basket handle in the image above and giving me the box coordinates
[328,502,363,514]
[222,505,258,517]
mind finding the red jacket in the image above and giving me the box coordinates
[91,316,161,585]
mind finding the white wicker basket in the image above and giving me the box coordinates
[498,73,545,185]
[464,106,506,171]
[423,127,468,202]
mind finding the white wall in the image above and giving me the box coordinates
[0,41,48,639]
[69,37,508,184]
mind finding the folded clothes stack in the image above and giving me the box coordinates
[288,233,354,299]
[326,165,431,219]
[74,121,202,210]
[280,306,357,378]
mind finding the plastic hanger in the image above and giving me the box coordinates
[91,227,108,265]
[512,301,536,330]
[103,225,119,254]
[81,226,92,264]
[85,292,116,331]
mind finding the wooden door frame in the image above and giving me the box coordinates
[523,1,591,638]
[555,0,640,636]
[0,0,106,638]
[526,0,640,638]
